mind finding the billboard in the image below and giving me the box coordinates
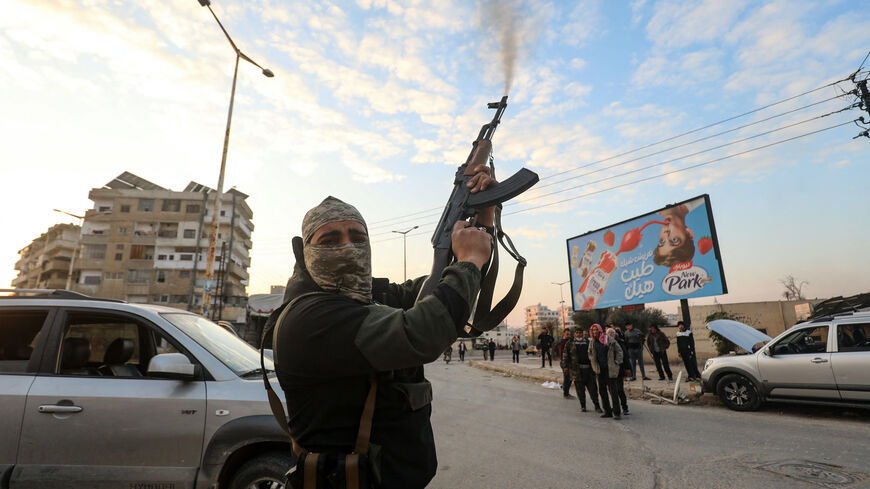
[566,194,727,310]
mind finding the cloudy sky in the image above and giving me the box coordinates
[2,0,869,326]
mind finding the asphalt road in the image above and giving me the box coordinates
[426,361,870,489]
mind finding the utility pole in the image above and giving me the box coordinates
[552,280,569,331]
[53,209,85,290]
[392,226,418,282]
[197,0,273,316]
[854,75,870,139]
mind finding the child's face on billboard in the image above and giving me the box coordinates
[657,216,692,256]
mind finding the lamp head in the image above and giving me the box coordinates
[198,0,211,6]
[262,68,274,78]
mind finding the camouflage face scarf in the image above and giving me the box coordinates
[302,196,372,304]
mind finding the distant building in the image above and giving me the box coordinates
[559,305,576,329]
[524,303,560,339]
[270,285,286,296]
[479,322,510,347]
[28,171,254,323]
[13,223,81,290]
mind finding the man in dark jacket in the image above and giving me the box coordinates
[623,322,649,381]
[458,341,467,362]
[675,321,702,380]
[558,328,573,398]
[487,338,496,361]
[613,328,631,415]
[273,189,494,489]
[646,324,673,381]
[538,329,554,368]
[561,329,600,412]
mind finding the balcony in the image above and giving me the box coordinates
[227,263,249,281]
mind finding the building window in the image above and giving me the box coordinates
[82,275,101,285]
[104,272,123,280]
[183,229,196,239]
[186,204,200,214]
[138,199,154,212]
[156,271,167,283]
[117,227,128,236]
[83,244,106,259]
[98,206,111,212]
[114,253,123,261]
[116,244,124,250]
[120,205,130,213]
[130,245,146,260]
[126,270,150,284]
[220,210,226,217]
[157,254,167,260]
[169,254,175,260]
[179,270,191,278]
[180,254,193,261]
[161,199,181,212]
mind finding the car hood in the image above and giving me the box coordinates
[707,319,773,352]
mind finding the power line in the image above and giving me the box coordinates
[365,74,858,232]
[363,118,856,245]
[525,93,852,195]
[502,119,856,216]
[364,101,856,237]
[502,104,859,207]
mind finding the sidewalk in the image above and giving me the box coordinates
[464,353,718,406]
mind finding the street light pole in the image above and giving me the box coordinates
[197,0,273,316]
[552,280,569,331]
[53,209,85,290]
[392,226,418,282]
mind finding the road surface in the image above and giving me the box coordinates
[427,361,870,489]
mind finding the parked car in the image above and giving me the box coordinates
[525,345,538,355]
[702,310,870,411]
[0,289,292,489]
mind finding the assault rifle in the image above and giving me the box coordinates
[416,95,539,335]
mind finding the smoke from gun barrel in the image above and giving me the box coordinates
[483,0,519,95]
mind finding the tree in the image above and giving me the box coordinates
[571,307,668,335]
[705,311,740,355]
[780,275,808,301]
[605,307,669,335]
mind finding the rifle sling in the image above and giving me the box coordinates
[467,203,528,335]
[260,293,379,461]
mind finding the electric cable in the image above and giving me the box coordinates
[365,73,856,228]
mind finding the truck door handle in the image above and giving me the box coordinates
[810,358,829,364]
[38,404,83,414]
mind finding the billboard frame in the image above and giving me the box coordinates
[565,193,727,311]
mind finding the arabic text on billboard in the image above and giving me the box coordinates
[566,195,727,311]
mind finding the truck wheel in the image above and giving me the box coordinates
[228,451,293,489]
[716,374,762,411]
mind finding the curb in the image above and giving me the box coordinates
[468,360,721,407]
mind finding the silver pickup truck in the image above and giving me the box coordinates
[702,310,870,411]
[0,289,292,489]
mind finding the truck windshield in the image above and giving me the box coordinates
[161,313,273,376]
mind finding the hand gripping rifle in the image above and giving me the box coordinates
[416,95,539,336]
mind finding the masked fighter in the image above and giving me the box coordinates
[272,165,494,489]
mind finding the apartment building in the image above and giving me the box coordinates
[73,172,254,323]
[524,303,560,339]
[13,223,81,290]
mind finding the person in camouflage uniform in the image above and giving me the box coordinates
[561,329,601,412]
[273,165,496,489]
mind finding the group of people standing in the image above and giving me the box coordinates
[619,321,701,382]
[558,320,703,419]
[560,325,630,419]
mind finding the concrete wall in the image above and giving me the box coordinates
[673,299,816,361]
